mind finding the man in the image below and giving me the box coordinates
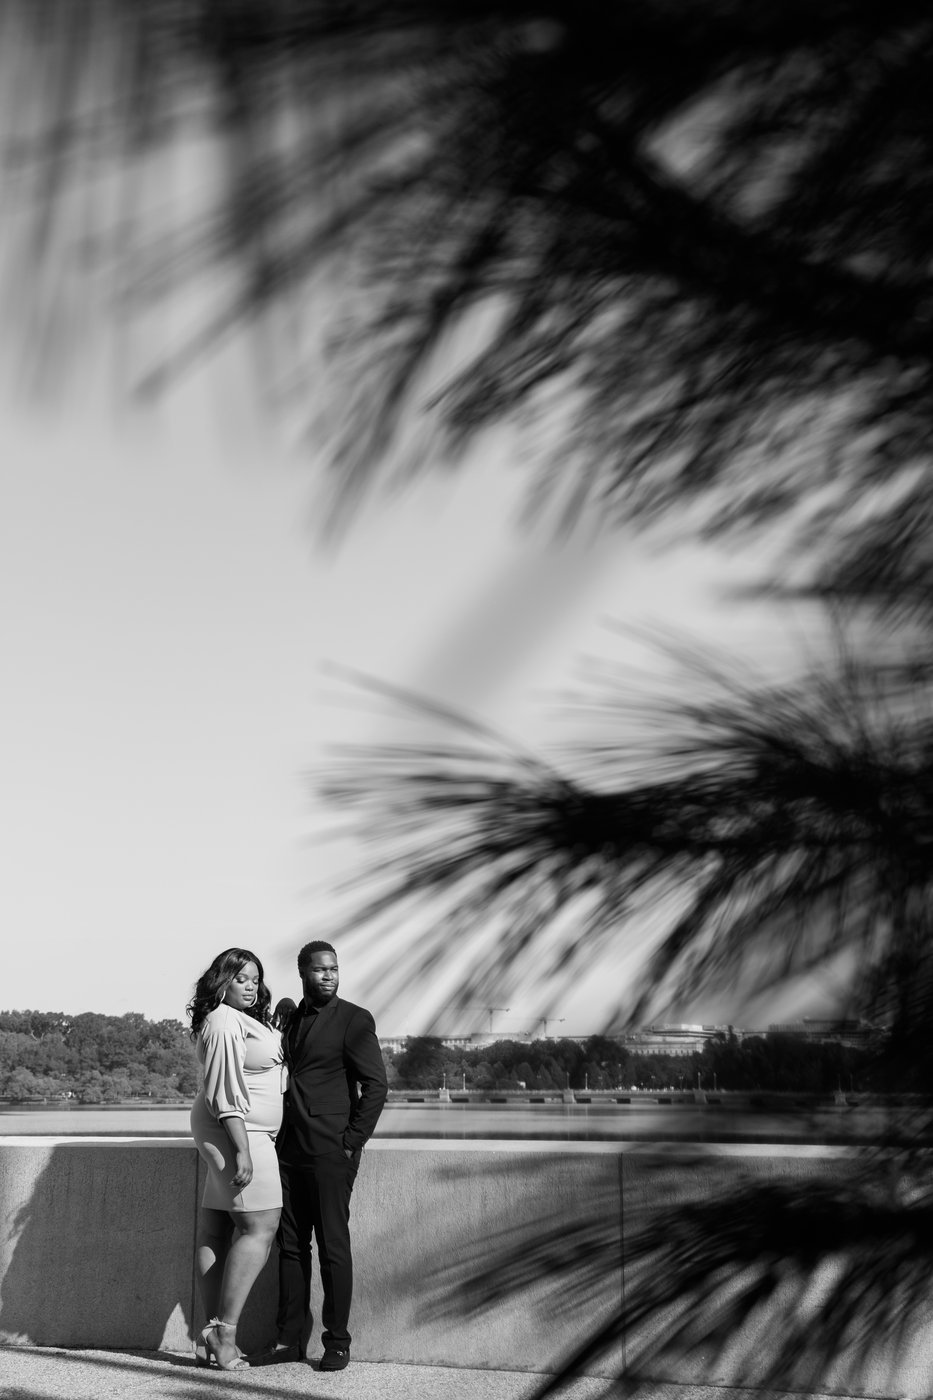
[257,940,387,1371]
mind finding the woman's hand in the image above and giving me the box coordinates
[232,1149,253,1189]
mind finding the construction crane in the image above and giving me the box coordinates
[537,1017,565,1038]
[466,1006,511,1034]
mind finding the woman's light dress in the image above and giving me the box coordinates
[190,1005,286,1213]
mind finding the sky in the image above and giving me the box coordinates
[0,334,841,1039]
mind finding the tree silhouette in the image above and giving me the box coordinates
[319,645,933,1392]
[395,1035,447,1089]
[3,1,933,570]
[322,643,933,1030]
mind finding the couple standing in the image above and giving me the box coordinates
[187,940,387,1372]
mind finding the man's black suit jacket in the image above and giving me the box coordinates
[277,995,388,1161]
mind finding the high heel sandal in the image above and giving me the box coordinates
[194,1335,245,1367]
[196,1337,244,1367]
[197,1318,250,1371]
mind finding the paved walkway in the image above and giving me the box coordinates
[0,1348,867,1400]
[0,1348,617,1400]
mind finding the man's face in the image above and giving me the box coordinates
[301,950,339,1007]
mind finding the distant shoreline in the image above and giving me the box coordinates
[0,1099,188,1111]
[5,1089,933,1111]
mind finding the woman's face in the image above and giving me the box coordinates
[222,961,260,1012]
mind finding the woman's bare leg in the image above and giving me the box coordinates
[211,1207,281,1364]
[195,1208,234,1323]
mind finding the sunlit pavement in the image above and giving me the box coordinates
[0,1348,616,1400]
[0,1349,871,1400]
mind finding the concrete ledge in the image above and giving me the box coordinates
[0,1138,928,1394]
[0,1139,622,1373]
[0,1142,197,1349]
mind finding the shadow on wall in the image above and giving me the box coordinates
[350,1148,624,1375]
[0,1142,200,1349]
[0,1140,281,1355]
[413,1148,933,1400]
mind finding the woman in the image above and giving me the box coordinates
[188,947,285,1371]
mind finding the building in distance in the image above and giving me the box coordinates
[621,1024,730,1057]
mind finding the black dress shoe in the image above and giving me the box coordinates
[319,1346,350,1371]
[248,1340,301,1366]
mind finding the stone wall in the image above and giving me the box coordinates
[0,1138,927,1393]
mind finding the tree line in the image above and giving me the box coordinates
[0,1010,199,1103]
[389,1032,902,1095]
[2,1011,911,1104]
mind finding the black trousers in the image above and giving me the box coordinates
[276,1152,360,1349]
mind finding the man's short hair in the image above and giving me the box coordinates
[297,939,337,971]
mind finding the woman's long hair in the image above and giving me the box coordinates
[187,947,272,1040]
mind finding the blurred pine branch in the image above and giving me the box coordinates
[322,642,933,1029]
[3,2,933,577]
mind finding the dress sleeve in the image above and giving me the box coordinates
[200,1011,250,1121]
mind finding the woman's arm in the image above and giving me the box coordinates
[219,1112,252,1189]
[200,1009,253,1188]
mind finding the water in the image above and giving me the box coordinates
[1,1100,927,1144]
